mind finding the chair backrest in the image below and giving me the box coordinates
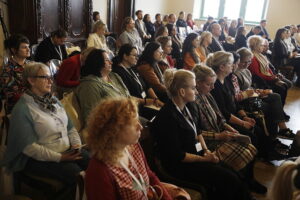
[30,44,39,60]
[75,171,87,200]
[65,42,75,48]
[106,36,117,54]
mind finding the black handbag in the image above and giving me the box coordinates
[241,97,263,112]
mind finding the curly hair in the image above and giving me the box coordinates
[86,97,138,164]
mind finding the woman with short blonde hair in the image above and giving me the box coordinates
[87,21,112,54]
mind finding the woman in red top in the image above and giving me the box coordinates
[186,13,195,30]
[85,98,180,200]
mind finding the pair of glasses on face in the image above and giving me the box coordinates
[32,75,54,81]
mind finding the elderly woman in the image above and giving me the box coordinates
[151,68,254,200]
[2,62,89,199]
[236,47,295,139]
[182,33,204,70]
[87,21,111,54]
[119,17,143,55]
[192,64,268,193]
[137,42,169,102]
[198,31,212,62]
[156,36,175,68]
[0,34,30,113]
[248,35,291,106]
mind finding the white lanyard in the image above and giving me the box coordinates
[120,64,144,91]
[174,103,197,139]
[119,148,148,198]
[55,46,62,60]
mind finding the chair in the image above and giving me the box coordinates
[139,125,206,200]
[65,42,75,48]
[48,59,62,76]
[106,36,117,54]
[30,44,39,60]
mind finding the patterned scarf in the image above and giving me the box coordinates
[253,52,272,77]
[25,89,57,113]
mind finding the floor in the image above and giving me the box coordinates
[253,86,300,200]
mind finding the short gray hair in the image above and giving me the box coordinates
[23,62,49,88]
[247,35,264,52]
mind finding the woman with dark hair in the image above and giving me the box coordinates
[143,14,156,39]
[237,18,244,28]
[75,49,130,125]
[119,17,143,55]
[186,13,195,30]
[166,24,182,68]
[0,34,30,113]
[156,36,175,69]
[92,11,100,23]
[235,26,248,50]
[273,28,300,85]
[182,33,203,70]
[176,11,187,28]
[136,42,169,102]
[112,44,164,119]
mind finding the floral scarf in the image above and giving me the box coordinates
[25,89,57,113]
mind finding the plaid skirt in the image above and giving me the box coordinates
[215,141,257,171]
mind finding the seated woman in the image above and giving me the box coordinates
[166,24,183,68]
[0,34,30,114]
[198,31,213,62]
[236,47,295,139]
[87,21,112,54]
[112,44,163,119]
[156,36,175,68]
[186,13,195,30]
[193,64,267,192]
[154,26,168,39]
[85,98,191,200]
[2,62,89,200]
[273,28,300,86]
[136,42,169,102]
[248,35,291,106]
[176,11,187,28]
[55,47,95,99]
[182,33,204,70]
[119,17,144,55]
[235,26,248,50]
[151,68,254,200]
[228,20,237,38]
[76,49,158,124]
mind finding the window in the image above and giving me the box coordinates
[199,0,269,24]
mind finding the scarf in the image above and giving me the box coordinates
[25,89,58,113]
[253,52,272,77]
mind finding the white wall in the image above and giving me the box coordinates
[135,0,167,19]
[93,0,108,23]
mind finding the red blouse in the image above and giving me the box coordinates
[248,56,275,81]
[85,143,172,200]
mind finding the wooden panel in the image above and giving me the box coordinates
[40,0,61,39]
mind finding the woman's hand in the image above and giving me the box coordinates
[243,117,256,126]
[203,152,219,163]
[217,131,236,141]
[60,151,82,162]
[245,89,255,97]
[242,120,254,129]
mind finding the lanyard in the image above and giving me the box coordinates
[174,102,198,139]
[55,46,62,60]
[119,148,148,198]
[120,64,144,92]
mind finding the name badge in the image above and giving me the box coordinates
[141,91,146,98]
[195,142,202,152]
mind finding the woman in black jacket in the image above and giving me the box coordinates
[151,68,254,200]
[235,26,248,50]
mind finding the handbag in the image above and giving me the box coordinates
[241,97,263,112]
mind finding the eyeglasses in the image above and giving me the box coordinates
[32,75,54,81]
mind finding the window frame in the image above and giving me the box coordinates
[199,0,269,24]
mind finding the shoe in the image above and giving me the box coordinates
[278,128,295,140]
[248,180,267,194]
[284,112,290,122]
[273,139,290,149]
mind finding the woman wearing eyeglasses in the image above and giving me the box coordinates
[0,34,30,114]
[2,62,89,200]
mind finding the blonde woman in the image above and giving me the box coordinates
[151,68,253,200]
[269,161,300,200]
[198,31,212,62]
[87,21,112,54]
[85,98,188,200]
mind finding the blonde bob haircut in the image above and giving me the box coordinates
[164,68,195,98]
[247,35,264,52]
[86,97,138,164]
[206,51,233,72]
[269,161,299,200]
[92,21,106,33]
[193,64,216,82]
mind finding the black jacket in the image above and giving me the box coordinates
[35,37,68,63]
[208,37,224,53]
